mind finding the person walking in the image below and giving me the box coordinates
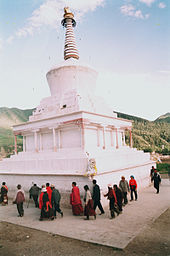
[39,187,54,221]
[113,184,123,213]
[70,182,83,216]
[51,185,63,218]
[46,183,52,203]
[151,169,161,193]
[29,183,41,208]
[104,184,119,219]
[150,166,155,182]
[0,182,8,205]
[119,176,129,205]
[129,175,138,201]
[13,184,25,217]
[84,185,96,220]
[92,179,105,215]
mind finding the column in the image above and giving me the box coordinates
[23,136,26,152]
[123,131,126,146]
[58,129,61,149]
[39,133,43,151]
[34,131,38,152]
[102,126,106,149]
[97,128,100,147]
[14,135,17,155]
[129,128,133,148]
[81,122,85,150]
[116,128,119,149]
[110,129,114,147]
[52,128,57,152]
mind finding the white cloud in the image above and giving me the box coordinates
[139,0,155,6]
[6,36,14,44]
[158,2,166,8]
[16,0,105,37]
[120,4,149,19]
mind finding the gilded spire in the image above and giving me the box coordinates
[61,7,79,60]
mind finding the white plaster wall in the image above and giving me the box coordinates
[84,128,98,153]
[26,135,34,152]
[42,132,53,151]
[46,64,97,98]
[61,127,81,148]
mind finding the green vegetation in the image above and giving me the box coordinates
[0,107,34,158]
[117,112,170,155]
[156,163,170,174]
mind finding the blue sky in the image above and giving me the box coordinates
[0,0,169,120]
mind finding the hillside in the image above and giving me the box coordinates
[155,112,170,124]
[0,107,35,157]
[0,107,169,157]
[116,111,170,154]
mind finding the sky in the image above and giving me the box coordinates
[0,0,169,121]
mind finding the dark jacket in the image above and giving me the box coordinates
[92,184,101,201]
[29,185,40,197]
[114,187,123,203]
[51,189,61,205]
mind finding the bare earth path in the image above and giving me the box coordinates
[0,180,170,255]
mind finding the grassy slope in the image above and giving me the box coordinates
[116,112,170,153]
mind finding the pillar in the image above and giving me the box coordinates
[97,128,100,147]
[23,136,26,152]
[102,126,106,149]
[130,128,133,148]
[52,128,57,152]
[34,131,38,152]
[39,133,43,151]
[58,129,61,149]
[116,128,119,149]
[81,122,85,150]
[14,135,17,155]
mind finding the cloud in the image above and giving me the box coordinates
[139,0,156,6]
[6,36,14,44]
[158,2,166,8]
[16,0,105,37]
[120,4,149,19]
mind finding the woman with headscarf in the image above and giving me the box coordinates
[84,185,96,220]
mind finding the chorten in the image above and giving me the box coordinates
[0,8,155,203]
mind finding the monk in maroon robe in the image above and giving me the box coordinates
[70,182,83,215]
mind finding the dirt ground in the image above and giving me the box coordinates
[0,208,170,256]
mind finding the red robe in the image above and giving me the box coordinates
[46,186,52,203]
[39,192,43,209]
[70,186,83,215]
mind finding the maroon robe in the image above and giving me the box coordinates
[70,186,83,215]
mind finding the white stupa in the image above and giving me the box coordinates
[0,8,155,205]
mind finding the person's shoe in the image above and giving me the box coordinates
[39,218,43,221]
[135,199,137,201]
[54,216,57,219]
[84,217,89,220]
[61,212,63,217]
[130,199,133,201]
[99,212,105,215]
[110,216,115,219]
